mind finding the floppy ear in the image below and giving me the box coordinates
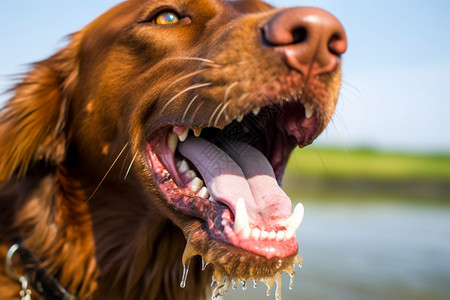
[0,37,80,183]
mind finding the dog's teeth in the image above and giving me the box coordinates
[234,198,250,236]
[178,129,189,142]
[177,160,190,173]
[186,170,196,180]
[193,128,202,137]
[198,186,209,198]
[190,177,203,192]
[241,227,251,239]
[261,230,269,239]
[252,107,261,116]
[305,105,314,119]
[285,228,296,240]
[208,196,217,203]
[237,115,244,122]
[269,230,276,240]
[279,203,304,232]
[276,231,285,241]
[251,228,261,240]
[167,133,178,153]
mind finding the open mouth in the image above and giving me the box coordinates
[146,94,318,260]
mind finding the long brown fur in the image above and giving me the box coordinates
[0,2,210,298]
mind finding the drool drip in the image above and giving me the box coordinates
[180,235,303,300]
[180,260,190,289]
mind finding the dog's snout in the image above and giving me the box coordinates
[263,7,347,76]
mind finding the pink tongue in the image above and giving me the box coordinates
[220,141,292,221]
[177,137,291,225]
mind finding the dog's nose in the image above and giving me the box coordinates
[263,7,347,76]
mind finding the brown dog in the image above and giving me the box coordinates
[0,0,346,299]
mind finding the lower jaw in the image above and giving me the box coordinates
[147,145,299,260]
[181,221,303,298]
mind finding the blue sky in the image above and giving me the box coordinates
[1,0,449,153]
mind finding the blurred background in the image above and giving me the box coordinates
[1,0,449,299]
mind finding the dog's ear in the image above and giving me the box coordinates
[0,35,80,183]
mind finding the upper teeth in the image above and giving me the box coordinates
[305,105,314,118]
[178,129,189,142]
[252,107,261,116]
[193,128,202,137]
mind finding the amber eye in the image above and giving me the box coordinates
[153,11,180,25]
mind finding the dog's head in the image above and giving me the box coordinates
[0,0,346,296]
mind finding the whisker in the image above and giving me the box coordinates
[159,82,212,116]
[188,99,205,123]
[181,95,199,123]
[165,69,206,91]
[330,118,349,157]
[165,56,215,64]
[124,153,138,180]
[213,81,239,124]
[87,143,129,203]
[214,101,231,127]
[341,80,362,96]
[204,63,222,68]
[312,146,329,174]
[223,81,239,103]
[208,102,224,127]
[119,149,132,175]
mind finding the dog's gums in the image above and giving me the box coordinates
[0,1,346,299]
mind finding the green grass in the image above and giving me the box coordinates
[285,147,450,181]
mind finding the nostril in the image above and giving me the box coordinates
[328,33,347,57]
[261,26,308,47]
[291,27,307,45]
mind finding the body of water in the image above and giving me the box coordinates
[223,200,450,300]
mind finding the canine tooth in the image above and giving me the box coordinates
[252,107,261,116]
[190,177,203,192]
[237,115,244,122]
[276,231,285,241]
[208,196,217,204]
[280,203,305,232]
[193,128,202,137]
[269,230,276,240]
[305,105,314,118]
[198,186,209,198]
[234,198,250,235]
[167,133,178,153]
[177,160,189,173]
[261,230,269,239]
[251,228,261,240]
[178,129,189,142]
